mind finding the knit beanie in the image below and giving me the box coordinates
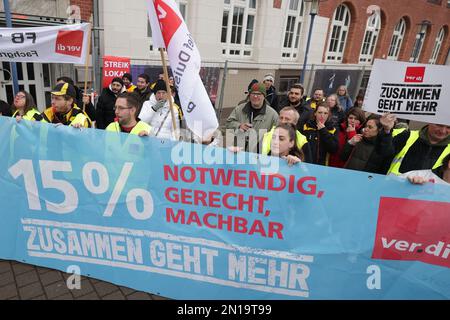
[152,79,167,93]
[111,77,124,86]
[249,82,266,96]
[122,73,132,82]
[246,79,259,93]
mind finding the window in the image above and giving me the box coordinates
[325,4,351,62]
[148,0,188,51]
[359,11,381,64]
[279,76,300,94]
[178,1,187,20]
[281,0,304,60]
[410,23,429,62]
[387,18,406,60]
[429,27,446,64]
[222,0,257,58]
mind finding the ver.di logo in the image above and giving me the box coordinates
[55,29,84,57]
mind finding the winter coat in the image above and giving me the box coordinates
[341,132,395,174]
[133,86,153,107]
[139,95,183,141]
[328,106,346,129]
[301,119,339,165]
[338,95,353,112]
[265,86,279,112]
[226,101,278,153]
[278,96,313,130]
[389,126,450,174]
[95,85,126,129]
[329,122,362,168]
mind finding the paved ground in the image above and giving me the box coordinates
[0,259,168,300]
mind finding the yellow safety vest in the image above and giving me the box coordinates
[41,104,92,128]
[106,121,152,135]
[388,130,450,175]
[262,126,308,155]
[12,108,42,121]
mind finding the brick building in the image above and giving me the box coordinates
[1,0,449,113]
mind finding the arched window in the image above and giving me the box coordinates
[281,0,304,60]
[387,18,406,60]
[409,21,430,62]
[359,11,381,63]
[429,27,446,64]
[325,4,351,62]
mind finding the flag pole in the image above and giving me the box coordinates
[83,23,93,113]
[159,47,179,140]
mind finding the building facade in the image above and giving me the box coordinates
[99,0,449,111]
[1,0,449,113]
[0,0,92,109]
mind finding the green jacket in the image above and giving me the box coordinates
[226,101,278,153]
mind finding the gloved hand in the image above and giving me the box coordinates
[151,99,166,112]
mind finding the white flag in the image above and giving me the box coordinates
[147,0,219,139]
[0,23,90,64]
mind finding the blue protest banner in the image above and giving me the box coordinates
[0,116,449,299]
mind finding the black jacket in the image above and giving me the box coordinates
[278,96,313,130]
[74,86,96,122]
[95,88,119,129]
[265,86,279,112]
[390,126,450,174]
[133,87,153,107]
[302,119,339,165]
[329,107,345,129]
[341,132,395,174]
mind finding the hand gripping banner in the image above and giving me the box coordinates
[0,117,449,299]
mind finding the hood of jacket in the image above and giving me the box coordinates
[108,83,126,96]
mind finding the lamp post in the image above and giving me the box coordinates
[412,20,431,63]
[300,0,320,84]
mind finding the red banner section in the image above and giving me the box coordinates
[372,197,450,268]
[102,56,130,88]
[55,30,84,57]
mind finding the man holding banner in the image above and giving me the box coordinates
[41,82,92,128]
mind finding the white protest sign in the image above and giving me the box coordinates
[0,23,90,64]
[363,59,450,125]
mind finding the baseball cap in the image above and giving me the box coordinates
[51,82,77,99]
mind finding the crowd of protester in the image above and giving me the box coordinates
[0,71,449,186]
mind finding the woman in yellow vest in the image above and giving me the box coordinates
[12,90,42,121]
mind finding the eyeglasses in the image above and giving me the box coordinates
[15,94,26,99]
[250,92,263,97]
[114,106,133,111]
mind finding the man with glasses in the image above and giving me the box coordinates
[106,92,151,136]
[226,82,278,153]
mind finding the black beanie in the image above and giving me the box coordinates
[111,77,124,86]
[152,79,167,93]
[122,73,132,82]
